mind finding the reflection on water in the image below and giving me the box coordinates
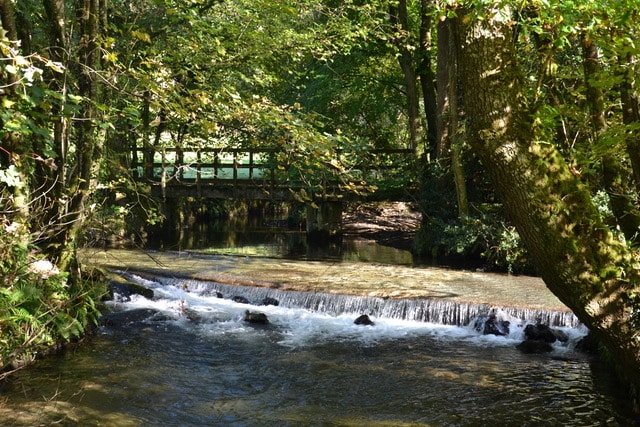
[3,218,638,425]
[1,275,637,426]
[147,216,415,265]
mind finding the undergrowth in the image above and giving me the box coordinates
[0,221,106,379]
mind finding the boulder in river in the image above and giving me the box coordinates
[354,314,375,326]
[524,323,568,343]
[261,297,280,306]
[108,280,154,302]
[232,296,250,304]
[244,311,269,324]
[474,313,510,336]
[516,323,569,354]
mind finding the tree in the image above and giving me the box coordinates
[0,0,108,372]
[451,1,640,406]
[389,0,423,151]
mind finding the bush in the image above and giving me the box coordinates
[414,205,533,274]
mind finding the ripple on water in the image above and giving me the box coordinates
[1,281,637,426]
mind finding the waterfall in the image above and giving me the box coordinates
[118,271,580,328]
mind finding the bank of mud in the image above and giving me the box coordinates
[342,201,421,252]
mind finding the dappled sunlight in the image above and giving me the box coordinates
[1,267,633,425]
[0,398,141,427]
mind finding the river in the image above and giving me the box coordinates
[0,219,638,425]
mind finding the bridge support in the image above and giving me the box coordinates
[306,201,343,240]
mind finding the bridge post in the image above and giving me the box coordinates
[306,201,343,240]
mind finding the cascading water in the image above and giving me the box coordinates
[2,268,637,426]
[122,270,581,330]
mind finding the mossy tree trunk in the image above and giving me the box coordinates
[619,50,640,197]
[35,0,104,274]
[454,5,640,405]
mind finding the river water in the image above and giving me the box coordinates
[1,219,639,425]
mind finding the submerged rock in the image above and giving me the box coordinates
[261,297,280,306]
[100,308,160,326]
[516,340,554,354]
[232,296,250,304]
[354,314,375,326]
[575,333,598,355]
[184,308,206,324]
[244,311,269,324]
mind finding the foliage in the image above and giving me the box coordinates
[0,2,112,375]
[415,205,531,274]
[0,220,105,377]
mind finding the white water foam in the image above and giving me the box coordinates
[109,272,588,352]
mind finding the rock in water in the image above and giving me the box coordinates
[232,295,250,304]
[354,314,375,326]
[474,314,510,336]
[517,322,569,354]
[108,280,154,302]
[524,323,568,343]
[244,311,269,324]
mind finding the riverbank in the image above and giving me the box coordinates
[342,201,421,252]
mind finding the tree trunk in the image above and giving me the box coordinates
[454,5,640,406]
[43,0,68,176]
[418,0,438,157]
[619,50,640,195]
[35,0,70,250]
[389,0,421,151]
[0,0,17,41]
[436,18,468,217]
[48,0,103,272]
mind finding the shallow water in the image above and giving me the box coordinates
[1,273,637,426]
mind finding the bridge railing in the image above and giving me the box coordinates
[130,146,415,199]
[132,147,275,182]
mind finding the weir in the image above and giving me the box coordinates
[6,270,632,426]
[121,272,581,328]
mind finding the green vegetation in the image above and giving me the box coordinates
[0,221,105,379]
[2,0,640,408]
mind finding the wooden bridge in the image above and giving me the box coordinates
[131,146,417,237]
[131,147,416,202]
